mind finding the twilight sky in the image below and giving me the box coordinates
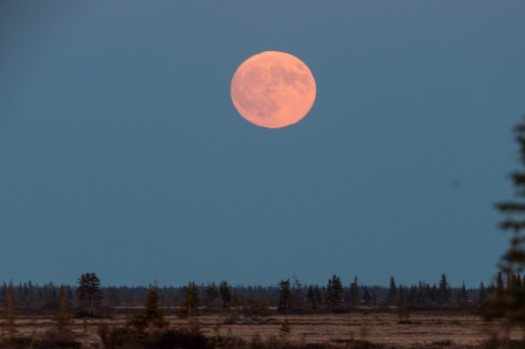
[1,1,525,288]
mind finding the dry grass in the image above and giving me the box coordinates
[0,312,517,348]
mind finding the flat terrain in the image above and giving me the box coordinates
[5,311,500,348]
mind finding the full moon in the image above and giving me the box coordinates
[231,51,316,129]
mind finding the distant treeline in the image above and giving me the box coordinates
[0,272,493,316]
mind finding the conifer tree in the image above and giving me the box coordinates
[144,287,168,328]
[398,285,406,304]
[479,282,488,304]
[496,122,525,278]
[314,285,322,306]
[483,120,525,332]
[219,280,232,312]
[55,285,71,331]
[387,276,398,305]
[362,287,371,306]
[277,279,291,312]
[348,276,359,307]
[437,274,450,304]
[3,281,17,337]
[496,272,505,298]
[290,274,304,310]
[184,281,200,317]
[306,285,318,309]
[326,275,343,310]
[76,272,104,317]
[458,282,468,303]
[205,282,219,311]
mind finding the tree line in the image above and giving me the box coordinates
[1,272,493,319]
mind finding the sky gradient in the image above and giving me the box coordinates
[1,1,525,287]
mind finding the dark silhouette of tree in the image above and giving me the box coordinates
[362,287,371,306]
[55,285,71,331]
[326,274,343,311]
[314,285,322,307]
[277,279,291,312]
[306,285,322,309]
[76,272,104,317]
[496,271,505,298]
[482,119,525,338]
[387,276,398,305]
[144,287,168,328]
[306,285,315,309]
[479,282,488,304]
[183,281,200,317]
[458,282,468,303]
[398,285,406,304]
[289,274,304,310]
[128,286,168,333]
[219,280,231,312]
[347,276,359,308]
[205,282,219,312]
[437,274,450,304]
[3,281,17,337]
[496,122,525,279]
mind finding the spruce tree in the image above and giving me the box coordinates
[314,285,322,307]
[144,287,168,328]
[483,120,525,331]
[306,285,318,309]
[277,279,291,312]
[496,122,525,278]
[184,281,200,317]
[362,287,371,306]
[205,282,219,311]
[387,276,398,305]
[76,272,104,317]
[479,282,488,304]
[458,282,468,303]
[55,285,71,331]
[326,275,343,310]
[3,281,17,337]
[496,272,505,298]
[437,274,450,304]
[219,280,232,312]
[348,276,359,308]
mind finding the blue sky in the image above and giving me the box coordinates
[1,1,524,288]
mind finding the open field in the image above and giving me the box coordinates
[3,311,513,348]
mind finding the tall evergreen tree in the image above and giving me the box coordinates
[458,282,468,303]
[483,120,525,331]
[290,274,304,310]
[3,281,17,337]
[219,280,232,312]
[362,287,371,306]
[184,281,200,317]
[387,276,398,305]
[348,276,359,307]
[144,287,168,328]
[277,279,291,312]
[326,275,343,310]
[479,282,488,304]
[306,285,318,309]
[496,271,505,298]
[496,122,525,278]
[55,285,71,331]
[437,274,450,304]
[205,282,219,311]
[76,272,104,317]
[314,285,322,307]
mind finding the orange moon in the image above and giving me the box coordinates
[231,51,316,128]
